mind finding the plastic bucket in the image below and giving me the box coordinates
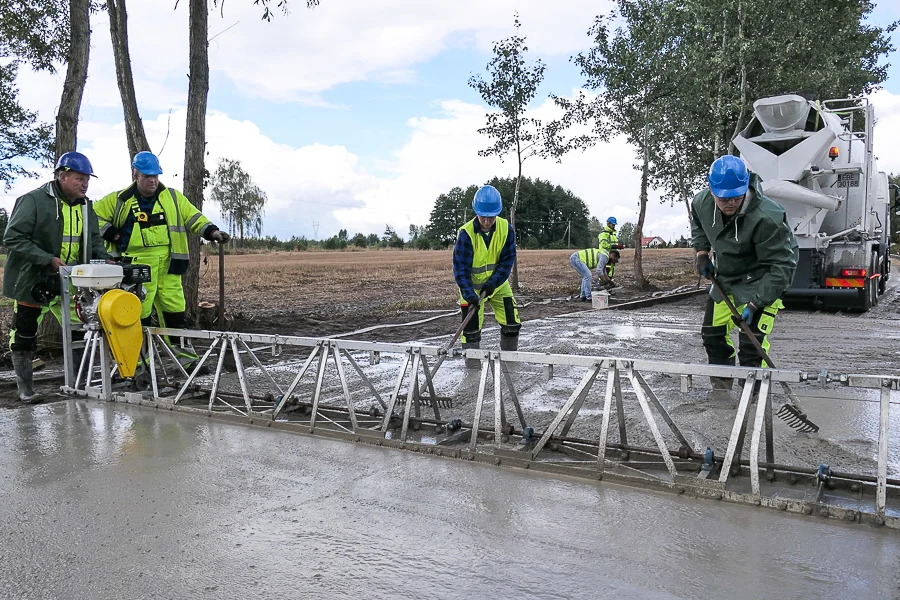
[591,292,609,309]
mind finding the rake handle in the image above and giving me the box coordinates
[430,291,487,380]
[708,276,777,369]
[708,275,814,421]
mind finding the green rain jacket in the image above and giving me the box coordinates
[2,182,110,304]
[690,173,798,307]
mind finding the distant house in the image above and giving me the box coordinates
[641,236,665,248]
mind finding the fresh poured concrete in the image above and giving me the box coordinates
[1,401,898,600]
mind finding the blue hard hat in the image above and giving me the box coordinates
[132,151,163,176]
[473,185,502,217]
[708,155,749,198]
[607,216,617,225]
[55,151,96,177]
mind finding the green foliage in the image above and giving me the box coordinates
[426,185,478,244]
[0,0,71,72]
[425,176,592,248]
[617,222,636,247]
[350,233,368,247]
[0,63,54,189]
[382,225,404,249]
[209,158,267,246]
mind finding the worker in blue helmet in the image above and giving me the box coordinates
[452,184,520,366]
[2,151,113,403]
[598,215,624,259]
[691,154,798,396]
[93,151,230,371]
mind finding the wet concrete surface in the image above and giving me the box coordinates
[1,401,899,600]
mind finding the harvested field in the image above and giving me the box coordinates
[197,248,698,338]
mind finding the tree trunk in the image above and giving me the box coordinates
[634,119,650,289]
[182,0,210,326]
[712,17,727,159]
[727,0,746,155]
[509,160,522,290]
[108,0,149,162]
[54,0,90,160]
[42,0,90,350]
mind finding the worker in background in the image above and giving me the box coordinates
[3,152,112,403]
[93,151,230,368]
[453,185,520,367]
[598,216,624,258]
[569,247,620,301]
[596,249,621,292]
[691,155,798,395]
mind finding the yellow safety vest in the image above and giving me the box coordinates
[598,226,618,258]
[459,217,509,290]
[60,201,83,265]
[606,262,615,279]
[577,248,600,269]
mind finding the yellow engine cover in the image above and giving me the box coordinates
[97,289,143,378]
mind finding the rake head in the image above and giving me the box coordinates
[776,403,819,434]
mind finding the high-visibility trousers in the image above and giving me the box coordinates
[701,295,783,368]
[458,281,521,345]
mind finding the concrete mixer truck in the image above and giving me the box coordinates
[732,94,891,311]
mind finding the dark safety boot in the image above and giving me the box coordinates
[462,342,481,370]
[499,335,518,352]
[11,350,42,404]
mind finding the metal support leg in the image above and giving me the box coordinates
[614,368,627,446]
[877,382,891,521]
[206,337,229,410]
[633,371,692,451]
[764,379,775,481]
[400,350,422,442]
[749,374,771,495]
[597,363,617,472]
[418,355,441,421]
[493,354,504,448]
[147,330,159,400]
[381,350,412,432]
[230,337,253,413]
[341,348,387,410]
[309,344,330,430]
[99,335,113,400]
[532,365,601,460]
[468,359,491,451]
[627,366,678,480]
[273,342,323,418]
[240,338,283,395]
[719,372,756,484]
[331,345,358,432]
[501,363,527,430]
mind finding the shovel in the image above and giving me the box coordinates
[709,275,819,433]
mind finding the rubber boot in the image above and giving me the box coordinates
[462,342,481,370]
[499,335,518,352]
[11,350,42,404]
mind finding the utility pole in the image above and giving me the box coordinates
[567,220,571,248]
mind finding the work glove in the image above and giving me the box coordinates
[734,303,757,326]
[463,291,480,306]
[695,252,715,279]
[211,230,231,243]
[616,244,625,249]
[480,282,497,298]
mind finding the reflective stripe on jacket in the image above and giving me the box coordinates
[577,248,600,270]
[459,217,510,290]
[598,226,618,258]
[94,183,215,266]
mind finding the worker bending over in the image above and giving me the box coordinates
[453,185,521,366]
[691,155,798,394]
[569,247,620,301]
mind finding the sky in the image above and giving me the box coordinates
[4,0,900,243]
